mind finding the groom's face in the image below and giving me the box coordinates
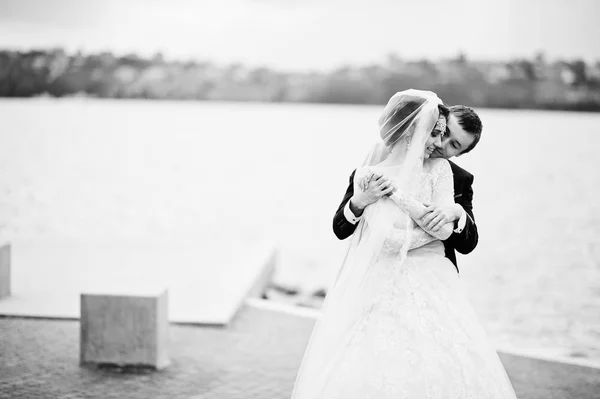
[431,114,476,159]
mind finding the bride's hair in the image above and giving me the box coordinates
[380,97,450,147]
[438,103,450,119]
[379,94,426,146]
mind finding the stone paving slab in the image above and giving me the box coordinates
[0,302,315,399]
[0,239,276,325]
[1,301,599,399]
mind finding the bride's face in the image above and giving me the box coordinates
[424,127,444,159]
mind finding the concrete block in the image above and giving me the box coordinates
[80,289,169,370]
[0,243,10,299]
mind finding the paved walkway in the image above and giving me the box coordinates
[1,301,599,399]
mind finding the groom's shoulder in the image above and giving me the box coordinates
[448,160,474,181]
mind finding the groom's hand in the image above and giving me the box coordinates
[421,203,463,232]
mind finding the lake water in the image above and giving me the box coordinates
[1,98,599,363]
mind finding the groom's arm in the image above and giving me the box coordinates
[447,175,478,254]
[332,170,360,240]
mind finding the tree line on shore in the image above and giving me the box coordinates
[1,48,599,111]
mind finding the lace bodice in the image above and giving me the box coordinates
[354,158,455,253]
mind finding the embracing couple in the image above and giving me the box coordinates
[291,90,517,398]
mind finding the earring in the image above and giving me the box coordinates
[405,136,411,150]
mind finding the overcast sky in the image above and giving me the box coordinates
[0,0,598,71]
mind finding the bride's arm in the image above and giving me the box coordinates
[388,192,453,240]
[387,161,454,240]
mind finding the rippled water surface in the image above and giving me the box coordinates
[1,98,599,362]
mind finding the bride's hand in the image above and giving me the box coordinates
[351,174,396,211]
[421,202,463,232]
[358,171,393,192]
[357,172,374,192]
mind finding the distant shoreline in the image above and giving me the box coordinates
[2,48,599,112]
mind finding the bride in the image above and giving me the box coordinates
[291,90,517,398]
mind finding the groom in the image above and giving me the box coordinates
[332,105,482,272]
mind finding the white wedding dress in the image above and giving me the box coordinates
[291,159,517,398]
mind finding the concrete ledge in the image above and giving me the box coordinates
[246,248,277,299]
[0,239,278,325]
[496,346,600,371]
[80,289,169,370]
[0,243,10,299]
[245,298,322,320]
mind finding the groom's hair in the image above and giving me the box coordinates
[449,105,482,154]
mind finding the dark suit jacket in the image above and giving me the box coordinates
[332,160,478,272]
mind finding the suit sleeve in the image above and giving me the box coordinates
[447,174,479,254]
[332,170,359,240]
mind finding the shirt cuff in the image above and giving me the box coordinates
[453,207,467,234]
[343,201,361,225]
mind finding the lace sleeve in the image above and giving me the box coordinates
[431,158,455,206]
[387,159,454,241]
[383,223,438,253]
[422,158,455,240]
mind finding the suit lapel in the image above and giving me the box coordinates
[449,161,461,198]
